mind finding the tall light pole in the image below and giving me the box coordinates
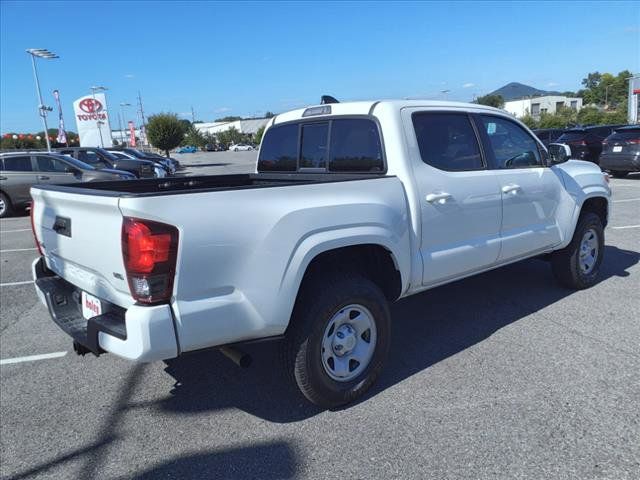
[26,49,59,152]
[441,89,450,100]
[120,102,131,145]
[90,85,108,147]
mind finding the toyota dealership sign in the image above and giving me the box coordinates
[73,93,113,147]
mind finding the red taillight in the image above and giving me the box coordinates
[30,200,43,256]
[122,217,178,304]
[627,139,640,145]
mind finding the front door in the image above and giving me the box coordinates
[474,114,564,261]
[34,155,81,186]
[403,109,503,286]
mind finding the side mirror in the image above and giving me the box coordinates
[548,143,571,165]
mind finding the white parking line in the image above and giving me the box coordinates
[0,228,32,233]
[0,351,67,366]
[0,280,34,287]
[611,225,640,230]
[613,198,640,203]
[0,247,37,252]
[614,184,640,187]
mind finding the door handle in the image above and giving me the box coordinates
[425,192,452,204]
[501,184,521,194]
[38,175,50,180]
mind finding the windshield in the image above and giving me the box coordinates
[124,148,147,157]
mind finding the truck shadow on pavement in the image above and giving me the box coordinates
[158,245,639,423]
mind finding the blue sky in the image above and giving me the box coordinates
[1,0,638,132]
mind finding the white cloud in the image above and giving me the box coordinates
[215,107,231,113]
[462,83,475,88]
[547,82,559,87]
[124,74,135,79]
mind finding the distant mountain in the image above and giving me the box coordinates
[489,82,562,102]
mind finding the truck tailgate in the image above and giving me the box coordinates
[31,188,134,308]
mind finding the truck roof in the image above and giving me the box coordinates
[272,99,506,125]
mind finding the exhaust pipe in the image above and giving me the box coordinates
[219,346,252,368]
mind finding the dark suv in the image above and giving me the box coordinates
[556,125,625,163]
[0,151,134,218]
[532,128,565,147]
[55,147,160,178]
[599,125,640,177]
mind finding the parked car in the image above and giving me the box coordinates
[55,147,162,178]
[0,151,134,218]
[555,125,625,163]
[532,128,565,147]
[599,125,640,177]
[106,148,179,173]
[204,144,224,152]
[31,100,610,408]
[229,144,254,151]
[177,146,197,153]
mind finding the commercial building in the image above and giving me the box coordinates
[503,95,583,119]
[194,118,271,136]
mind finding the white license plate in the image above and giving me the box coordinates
[613,146,623,152]
[81,291,102,320]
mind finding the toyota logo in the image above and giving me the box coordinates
[79,98,103,113]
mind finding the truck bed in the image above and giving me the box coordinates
[32,173,389,197]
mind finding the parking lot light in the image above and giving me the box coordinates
[90,86,108,147]
[120,102,131,145]
[26,48,59,152]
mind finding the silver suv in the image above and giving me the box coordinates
[0,151,134,218]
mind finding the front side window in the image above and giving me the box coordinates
[479,115,542,168]
[257,124,298,171]
[36,156,68,172]
[2,156,33,172]
[329,119,383,172]
[300,123,328,169]
[412,113,483,171]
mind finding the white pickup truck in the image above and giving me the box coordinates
[31,100,611,407]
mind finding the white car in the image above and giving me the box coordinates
[228,144,254,151]
[31,99,611,408]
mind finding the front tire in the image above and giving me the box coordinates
[551,212,604,289]
[0,192,12,218]
[283,272,391,408]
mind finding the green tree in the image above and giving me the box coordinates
[577,106,604,125]
[264,111,275,118]
[215,115,242,122]
[255,125,266,144]
[182,124,206,148]
[475,94,504,108]
[520,113,538,129]
[147,113,186,157]
[215,126,243,148]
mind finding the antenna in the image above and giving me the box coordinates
[321,95,339,104]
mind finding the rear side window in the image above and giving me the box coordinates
[610,128,640,141]
[479,115,542,168]
[329,119,383,172]
[257,124,298,171]
[412,113,483,171]
[2,156,33,172]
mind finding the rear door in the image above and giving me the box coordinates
[474,114,564,261]
[0,155,38,206]
[34,155,82,186]
[402,109,502,285]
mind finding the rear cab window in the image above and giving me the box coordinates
[258,118,384,173]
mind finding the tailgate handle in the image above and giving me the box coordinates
[53,216,72,237]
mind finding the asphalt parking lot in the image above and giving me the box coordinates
[0,163,639,479]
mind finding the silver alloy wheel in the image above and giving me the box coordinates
[321,304,377,382]
[0,197,5,216]
[579,228,599,274]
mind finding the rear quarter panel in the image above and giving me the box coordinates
[118,176,412,352]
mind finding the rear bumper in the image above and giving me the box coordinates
[32,257,178,362]
[599,153,640,172]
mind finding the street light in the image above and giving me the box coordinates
[90,85,108,147]
[26,48,59,152]
[119,102,131,145]
[441,89,450,100]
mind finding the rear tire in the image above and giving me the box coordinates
[551,212,604,289]
[0,192,12,218]
[283,271,391,408]
[610,171,628,178]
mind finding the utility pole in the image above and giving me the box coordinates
[191,106,195,123]
[137,91,147,145]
